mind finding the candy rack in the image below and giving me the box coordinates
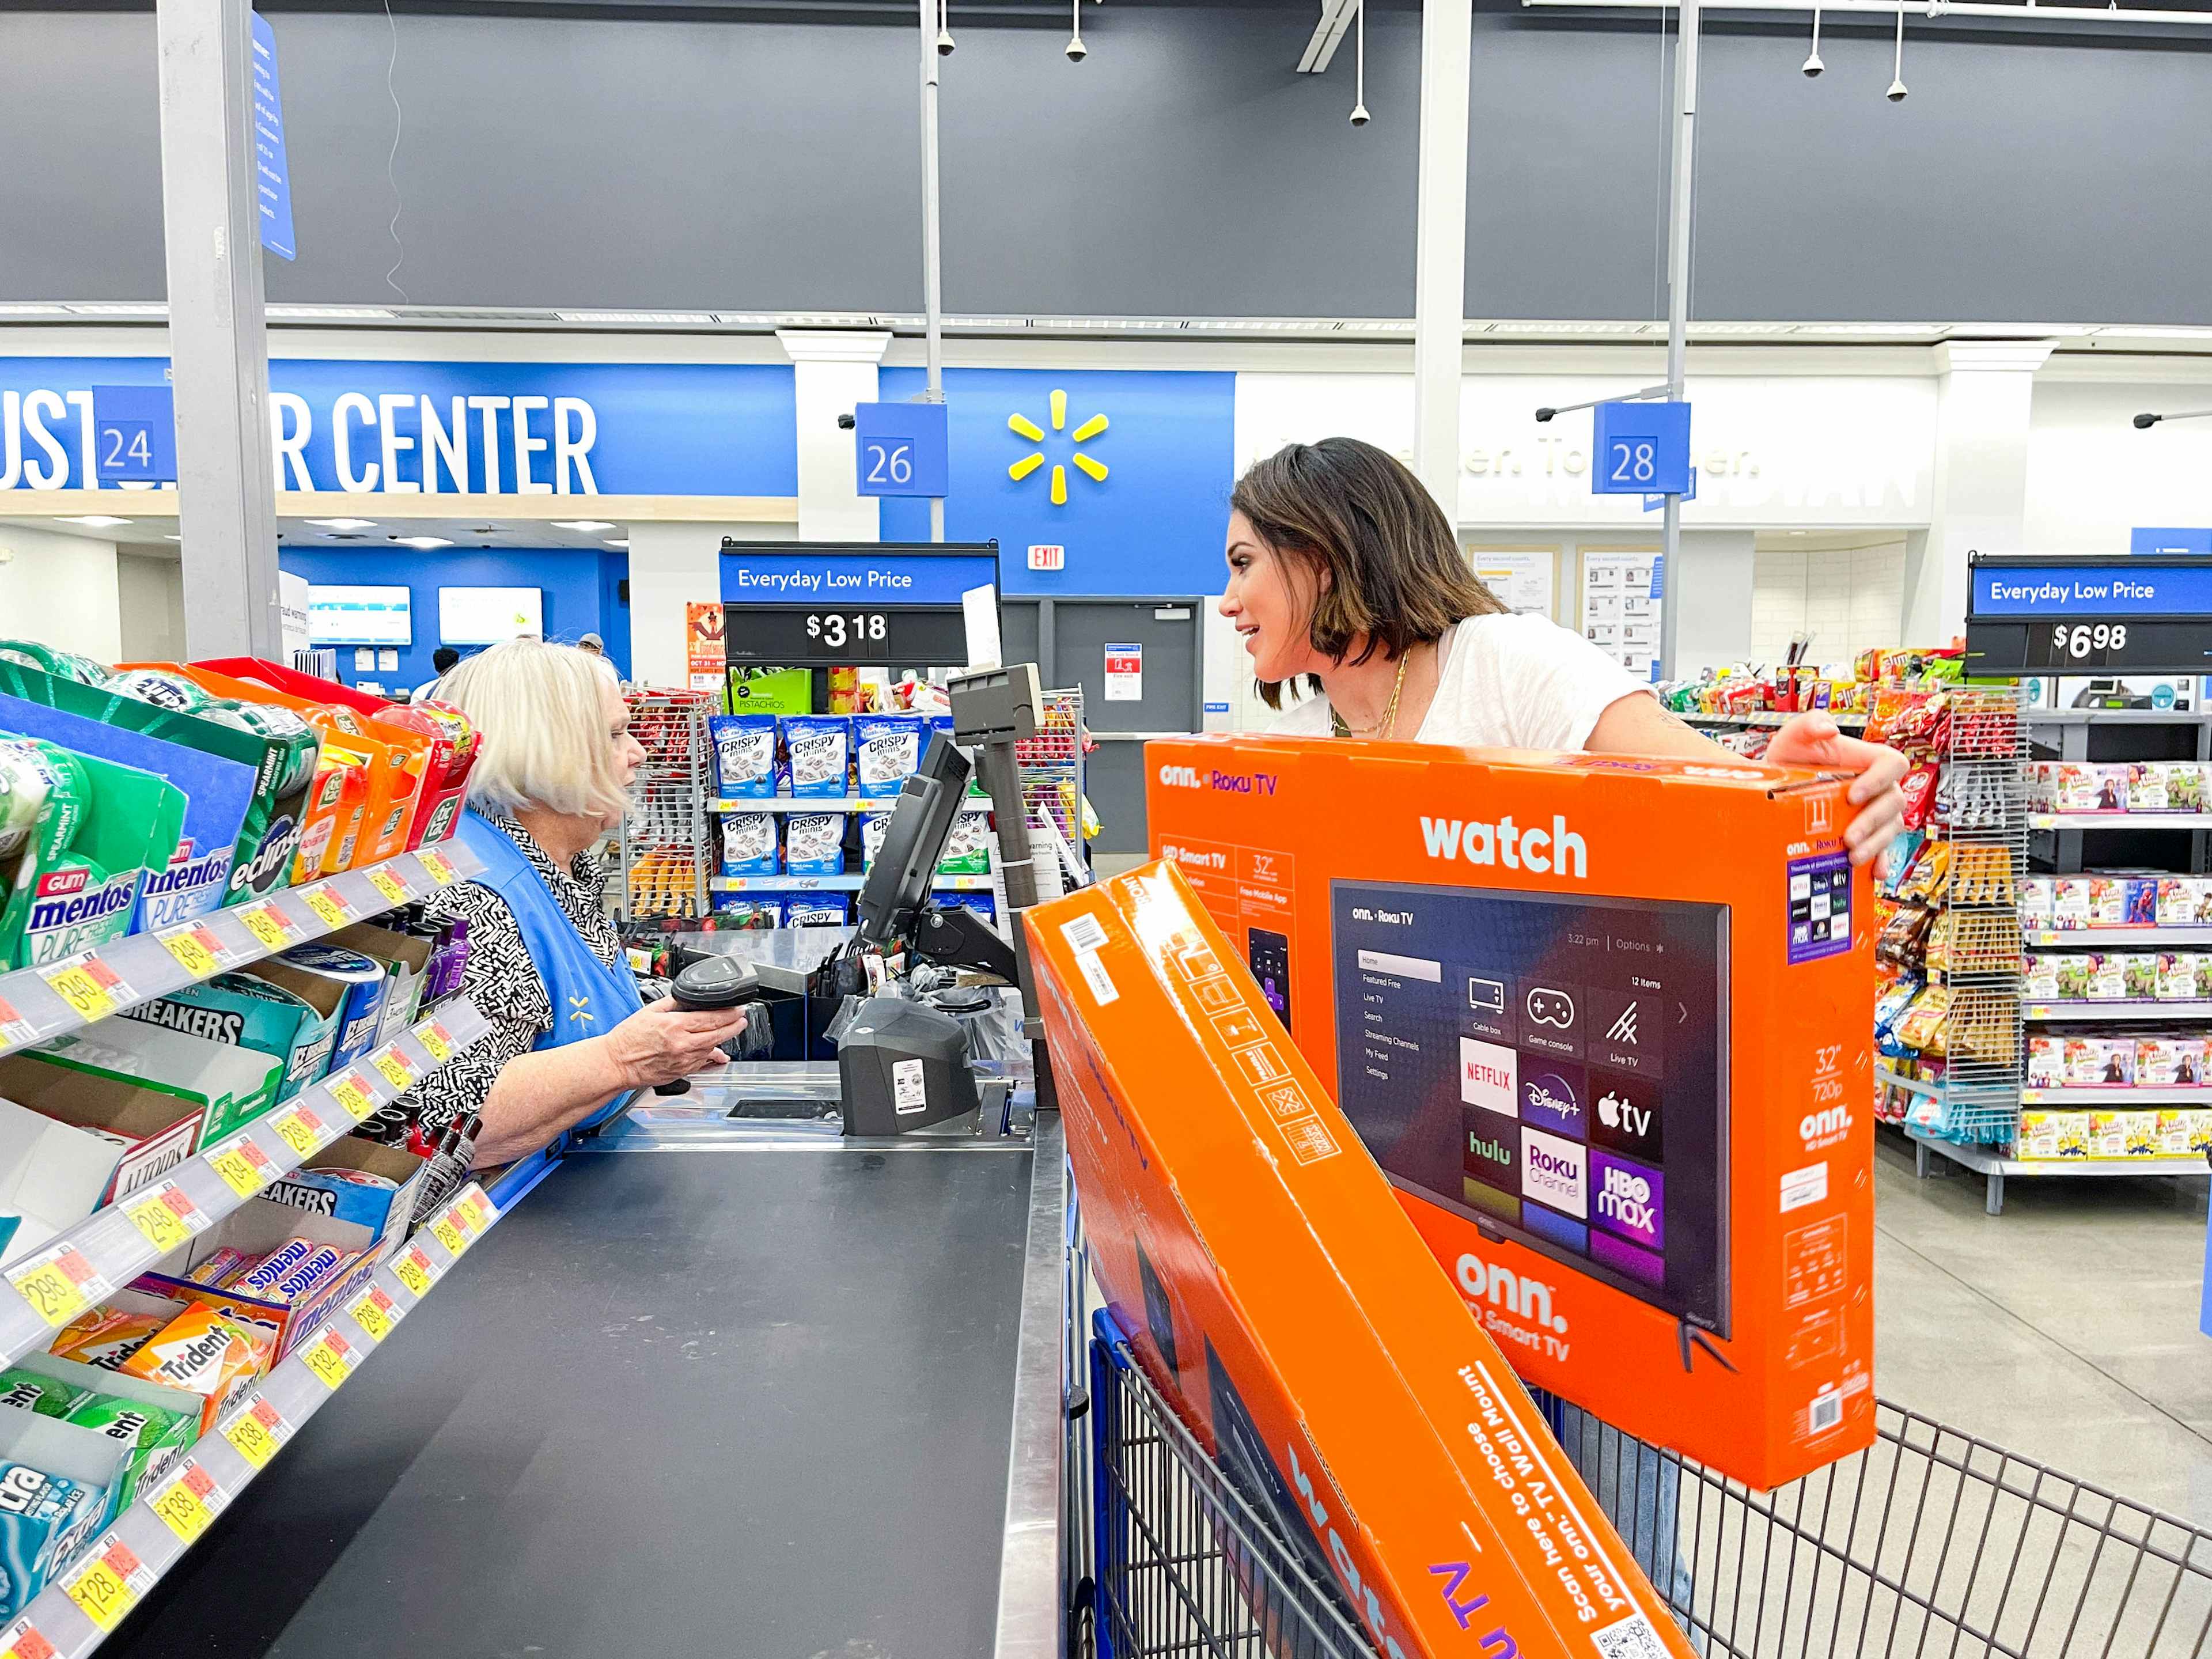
[619,690,714,921]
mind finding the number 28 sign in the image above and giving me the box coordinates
[1590,400,1691,498]
[852,402,949,499]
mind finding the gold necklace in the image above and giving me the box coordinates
[1331,650,1411,740]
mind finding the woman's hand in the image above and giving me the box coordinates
[1766,713,1910,866]
[604,997,751,1089]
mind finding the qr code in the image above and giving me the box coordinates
[1060,913,1111,954]
[1808,1390,1843,1435]
[1592,1613,1674,1659]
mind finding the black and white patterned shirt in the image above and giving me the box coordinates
[361,814,647,1145]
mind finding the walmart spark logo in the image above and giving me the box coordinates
[1007,390,1109,506]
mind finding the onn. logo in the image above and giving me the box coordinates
[1008,389,1109,506]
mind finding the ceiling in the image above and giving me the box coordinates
[0,513,631,559]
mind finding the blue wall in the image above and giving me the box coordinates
[278,547,631,691]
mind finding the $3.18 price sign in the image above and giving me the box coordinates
[805,612,889,652]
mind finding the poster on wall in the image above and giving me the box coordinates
[1581,551,1664,684]
[1471,547,1556,620]
[1104,643,1143,702]
[686,602,726,693]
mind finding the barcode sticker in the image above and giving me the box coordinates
[1807,1388,1844,1436]
[1591,1613,1675,1659]
[1075,951,1118,1006]
[1059,913,1111,955]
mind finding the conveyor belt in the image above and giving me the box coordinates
[101,1132,1040,1658]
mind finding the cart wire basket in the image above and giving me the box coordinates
[1079,1314,2212,1659]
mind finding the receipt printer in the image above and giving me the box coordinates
[836,995,980,1135]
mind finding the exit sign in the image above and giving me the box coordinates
[1028,544,1065,571]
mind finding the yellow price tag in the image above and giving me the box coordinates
[444,1202,479,1239]
[327,1073,376,1122]
[207,1141,270,1198]
[6,1244,103,1328]
[157,922,225,979]
[418,1022,454,1064]
[418,848,458,885]
[302,888,349,929]
[149,1461,223,1544]
[126,1182,207,1254]
[65,1537,148,1632]
[430,1217,465,1256]
[349,1285,398,1341]
[222,1396,288,1468]
[39,957,119,1021]
[393,1247,434,1297]
[372,1050,413,1091]
[272,1104,325,1158]
[239,903,291,949]
[302,1330,355,1390]
[0,1617,58,1659]
[367,868,410,908]
[461,1190,497,1231]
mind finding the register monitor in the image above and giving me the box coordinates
[855,733,1014,980]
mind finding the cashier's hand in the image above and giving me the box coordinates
[1766,713,1910,868]
[606,997,751,1088]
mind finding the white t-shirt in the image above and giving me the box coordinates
[1268,613,1649,751]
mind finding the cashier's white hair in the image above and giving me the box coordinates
[437,638,631,825]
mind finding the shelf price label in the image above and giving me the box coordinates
[418,1021,455,1064]
[149,1459,226,1544]
[327,1072,377,1123]
[126,1181,210,1255]
[371,1048,414,1092]
[271,1103,327,1158]
[238,902,296,950]
[0,994,35,1051]
[417,848,459,885]
[349,1285,400,1342]
[302,1327,356,1391]
[64,1535,154,1632]
[301,887,350,930]
[366,867,410,908]
[6,1241,108,1328]
[429,1215,467,1257]
[0,1617,56,1659]
[39,954,126,1022]
[207,1137,275,1199]
[222,1395,290,1467]
[156,920,229,979]
[393,1245,437,1297]
[459,1187,497,1232]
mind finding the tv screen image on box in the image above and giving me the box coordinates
[306,585,412,647]
[1330,878,1730,1335]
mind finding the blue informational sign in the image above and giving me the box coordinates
[89,385,176,484]
[1972,562,2212,618]
[853,401,949,498]
[2132,527,2212,556]
[250,16,296,262]
[1592,400,1691,497]
[1643,470,1696,513]
[719,549,998,608]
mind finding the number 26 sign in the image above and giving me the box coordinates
[853,402,949,499]
[1591,400,1691,498]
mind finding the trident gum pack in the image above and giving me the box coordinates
[1145,733,1876,1489]
[1029,861,1697,1659]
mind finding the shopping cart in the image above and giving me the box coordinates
[1072,1293,2212,1659]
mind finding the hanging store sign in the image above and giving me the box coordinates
[1590,400,1692,497]
[717,541,999,666]
[851,401,949,498]
[89,385,176,484]
[251,16,297,262]
[1967,554,2212,674]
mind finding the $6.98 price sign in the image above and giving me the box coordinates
[806,612,888,651]
[2051,622,2129,660]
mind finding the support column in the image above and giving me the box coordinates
[777,330,892,542]
[1411,0,1471,524]
[158,0,283,658]
[1904,340,2056,644]
[1670,529,1755,677]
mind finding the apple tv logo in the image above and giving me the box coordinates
[1589,1069,1664,1161]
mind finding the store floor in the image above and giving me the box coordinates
[1873,1132,2212,1525]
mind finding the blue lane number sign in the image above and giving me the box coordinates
[90,385,177,484]
[853,402,949,499]
[1592,400,1692,497]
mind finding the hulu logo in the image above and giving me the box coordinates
[1468,1133,1512,1168]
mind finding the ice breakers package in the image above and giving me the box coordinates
[0,1459,108,1618]
[779,715,851,798]
[782,895,852,927]
[719,813,779,877]
[1028,861,1698,1659]
[854,714,926,798]
[119,970,338,1103]
[785,813,846,876]
[708,714,778,799]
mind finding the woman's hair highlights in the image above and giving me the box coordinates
[437,638,631,824]
[1230,437,1505,707]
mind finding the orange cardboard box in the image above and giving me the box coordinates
[1146,734,1876,1490]
[1031,860,1697,1659]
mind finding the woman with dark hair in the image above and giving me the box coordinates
[1222,437,1907,862]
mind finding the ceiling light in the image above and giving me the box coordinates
[62,303,165,318]
[164,534,181,541]
[553,310,714,326]
[0,304,68,318]
[394,535,453,550]
[305,517,378,530]
[604,538,630,549]
[59,515,132,528]
[265,305,397,321]
[552,520,618,532]
[1790,529,1808,536]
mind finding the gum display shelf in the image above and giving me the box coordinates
[0,1001,494,1372]
[1679,710,1870,731]
[2022,999,2212,1022]
[708,874,996,893]
[2028,812,2212,831]
[2024,926,2212,946]
[0,1183,502,1658]
[0,843,483,1063]
[1907,1125,2207,1214]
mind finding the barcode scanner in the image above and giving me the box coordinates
[652,955,773,1095]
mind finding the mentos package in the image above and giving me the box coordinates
[119,969,338,1103]
[1147,734,1874,1489]
[785,813,847,876]
[0,737,186,970]
[1028,862,1697,1659]
[937,808,993,875]
[720,813,779,877]
[782,895,853,928]
[708,714,778,799]
[780,715,851,798]
[272,943,388,1075]
[855,714,926,799]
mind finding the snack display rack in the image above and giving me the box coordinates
[618,690,715,921]
[0,1179,502,1657]
[1016,687,1087,855]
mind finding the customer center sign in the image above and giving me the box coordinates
[0,357,798,497]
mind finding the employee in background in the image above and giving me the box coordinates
[1220,437,1909,862]
[368,639,748,1165]
[412,645,460,703]
[577,631,620,684]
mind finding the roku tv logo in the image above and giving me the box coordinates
[1420,813,1586,879]
[1156,763,1277,795]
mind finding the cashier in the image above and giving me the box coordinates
[368,639,749,1164]
[1220,438,1909,864]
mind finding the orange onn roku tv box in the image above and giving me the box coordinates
[1031,861,1699,1659]
[1145,734,1876,1490]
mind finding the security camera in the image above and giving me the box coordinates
[837,412,857,430]
[1886,76,1907,101]
[1350,102,1370,126]
[1801,48,1824,75]
[1066,33,1086,58]
[1535,407,1557,424]
[936,24,954,53]
[2135,413,2162,429]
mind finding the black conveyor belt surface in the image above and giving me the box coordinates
[102,1141,1037,1658]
